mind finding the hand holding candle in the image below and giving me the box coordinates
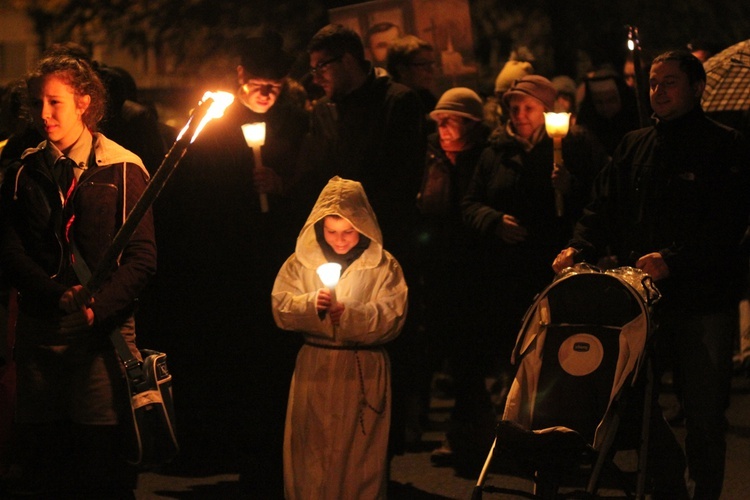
[241,122,270,213]
[544,112,571,217]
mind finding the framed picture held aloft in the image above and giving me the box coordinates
[328,0,479,93]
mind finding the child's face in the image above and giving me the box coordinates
[323,216,360,255]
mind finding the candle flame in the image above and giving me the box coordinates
[544,112,571,138]
[241,122,267,147]
[317,263,342,288]
[176,91,235,143]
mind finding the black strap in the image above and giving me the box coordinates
[69,239,147,393]
[304,340,385,351]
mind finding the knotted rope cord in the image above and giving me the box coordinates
[354,350,386,435]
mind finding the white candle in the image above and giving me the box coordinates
[241,122,269,213]
[544,112,572,217]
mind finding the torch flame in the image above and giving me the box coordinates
[176,91,235,143]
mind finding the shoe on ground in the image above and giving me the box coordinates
[430,441,454,467]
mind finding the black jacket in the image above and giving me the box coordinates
[298,68,425,262]
[0,134,156,325]
[462,125,609,282]
[571,108,750,311]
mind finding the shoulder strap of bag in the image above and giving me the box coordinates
[69,239,147,393]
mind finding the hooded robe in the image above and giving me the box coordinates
[272,176,408,499]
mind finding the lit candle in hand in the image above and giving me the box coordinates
[241,122,269,213]
[316,263,342,303]
[544,112,571,217]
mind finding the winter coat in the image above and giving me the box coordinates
[570,108,750,312]
[0,132,156,325]
[272,176,408,500]
[0,131,155,424]
[296,68,425,263]
[462,125,609,286]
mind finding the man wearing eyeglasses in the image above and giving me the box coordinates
[301,24,425,241]
[297,20,427,476]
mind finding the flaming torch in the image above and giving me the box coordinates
[544,112,571,218]
[241,122,270,213]
[84,91,235,293]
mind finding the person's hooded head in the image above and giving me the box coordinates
[297,176,383,273]
[551,75,577,113]
[237,31,294,113]
[584,68,624,120]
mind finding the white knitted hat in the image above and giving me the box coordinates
[494,60,535,94]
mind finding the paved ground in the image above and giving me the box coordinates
[136,373,750,499]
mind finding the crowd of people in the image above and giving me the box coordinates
[0,21,748,500]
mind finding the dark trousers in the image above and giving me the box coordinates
[654,306,736,499]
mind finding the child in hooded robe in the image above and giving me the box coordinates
[271,176,408,500]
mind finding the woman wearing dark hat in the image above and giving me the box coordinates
[460,75,608,452]
[413,87,496,470]
[152,31,309,497]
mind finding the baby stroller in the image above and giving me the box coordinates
[472,264,661,499]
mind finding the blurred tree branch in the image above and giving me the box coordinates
[10,0,326,78]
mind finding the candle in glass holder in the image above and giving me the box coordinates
[241,122,269,213]
[544,112,571,217]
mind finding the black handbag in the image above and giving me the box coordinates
[110,332,179,469]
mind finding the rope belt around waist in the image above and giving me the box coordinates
[305,339,388,435]
[304,341,385,351]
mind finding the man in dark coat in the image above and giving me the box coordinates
[554,50,750,499]
[297,23,426,459]
[300,24,425,245]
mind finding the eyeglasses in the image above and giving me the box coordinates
[310,55,343,76]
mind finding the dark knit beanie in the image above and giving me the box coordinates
[502,75,557,111]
